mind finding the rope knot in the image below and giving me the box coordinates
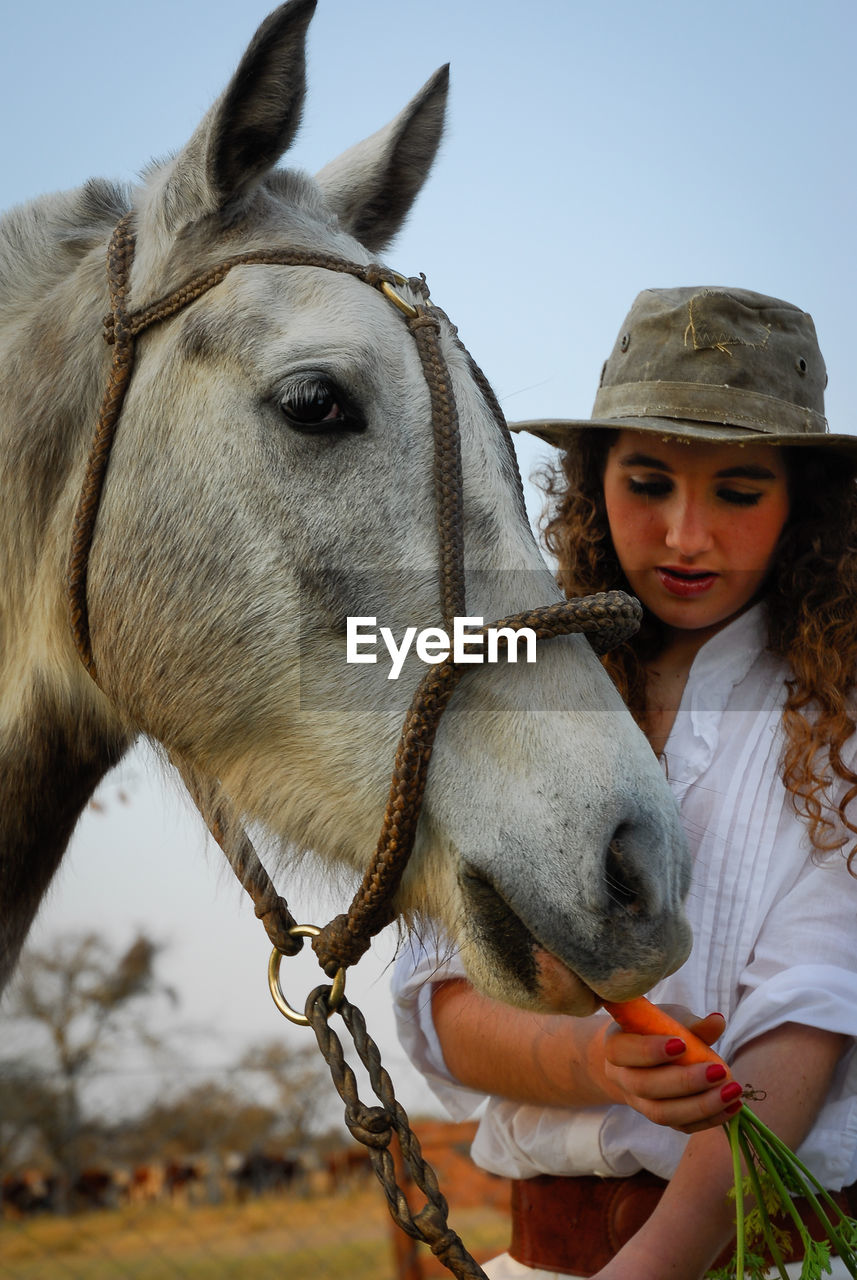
[430,1230,462,1263]
[254,894,303,956]
[312,912,373,975]
[102,313,116,345]
[407,272,431,300]
[345,1104,392,1149]
[408,309,441,333]
[413,1204,459,1260]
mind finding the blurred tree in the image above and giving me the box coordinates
[0,1060,64,1169]
[123,1079,277,1162]
[0,930,176,1205]
[111,1039,336,1168]
[237,1038,332,1154]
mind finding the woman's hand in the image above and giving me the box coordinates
[432,980,740,1129]
[599,1005,741,1134]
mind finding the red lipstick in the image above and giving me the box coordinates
[656,566,718,597]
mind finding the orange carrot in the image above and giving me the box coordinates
[602,995,727,1068]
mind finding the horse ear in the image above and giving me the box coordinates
[151,0,316,233]
[315,65,449,253]
[207,0,316,204]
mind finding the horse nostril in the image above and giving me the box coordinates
[604,827,646,917]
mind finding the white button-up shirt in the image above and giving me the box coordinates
[392,604,857,1188]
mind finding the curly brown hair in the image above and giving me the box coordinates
[539,428,857,867]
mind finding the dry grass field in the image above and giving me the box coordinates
[0,1185,509,1279]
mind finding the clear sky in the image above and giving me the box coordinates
[2,0,855,1122]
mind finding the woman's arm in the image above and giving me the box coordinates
[432,978,737,1130]
[433,979,849,1277]
[593,1022,848,1280]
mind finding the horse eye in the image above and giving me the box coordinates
[279,378,365,433]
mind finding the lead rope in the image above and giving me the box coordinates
[306,986,489,1278]
[66,213,642,1279]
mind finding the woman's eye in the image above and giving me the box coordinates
[718,488,762,507]
[279,379,365,433]
[627,477,672,498]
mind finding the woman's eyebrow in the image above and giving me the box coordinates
[714,465,777,480]
[617,453,777,482]
[619,452,673,471]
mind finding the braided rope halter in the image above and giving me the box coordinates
[66,213,642,1278]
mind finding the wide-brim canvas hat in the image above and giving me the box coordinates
[511,286,857,459]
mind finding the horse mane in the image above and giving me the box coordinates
[0,180,129,315]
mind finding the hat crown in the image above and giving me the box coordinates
[596,287,827,435]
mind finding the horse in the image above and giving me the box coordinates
[0,0,691,1015]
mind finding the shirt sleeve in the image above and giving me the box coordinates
[726,849,857,1048]
[724,851,857,1188]
[390,933,488,1120]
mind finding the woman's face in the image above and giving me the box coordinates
[602,430,791,637]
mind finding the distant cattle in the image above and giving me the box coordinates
[73,1167,119,1210]
[164,1160,203,1204]
[127,1163,165,1204]
[1,1169,58,1217]
[231,1152,299,1200]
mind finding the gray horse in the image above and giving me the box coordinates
[0,0,690,1013]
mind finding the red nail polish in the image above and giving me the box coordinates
[721,1081,743,1104]
[724,1100,743,1115]
[705,1063,727,1083]
[665,1037,686,1057]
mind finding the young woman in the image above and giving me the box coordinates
[393,287,857,1279]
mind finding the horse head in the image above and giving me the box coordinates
[0,0,691,1012]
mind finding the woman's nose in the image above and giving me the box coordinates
[664,499,714,559]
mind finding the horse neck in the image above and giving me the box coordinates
[0,184,122,607]
[0,185,132,989]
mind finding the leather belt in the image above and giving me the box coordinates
[509,1171,854,1276]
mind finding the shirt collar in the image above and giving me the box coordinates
[684,601,768,700]
[664,602,768,792]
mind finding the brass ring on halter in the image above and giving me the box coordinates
[267,925,346,1026]
[383,277,422,320]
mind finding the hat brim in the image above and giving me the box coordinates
[510,415,857,460]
